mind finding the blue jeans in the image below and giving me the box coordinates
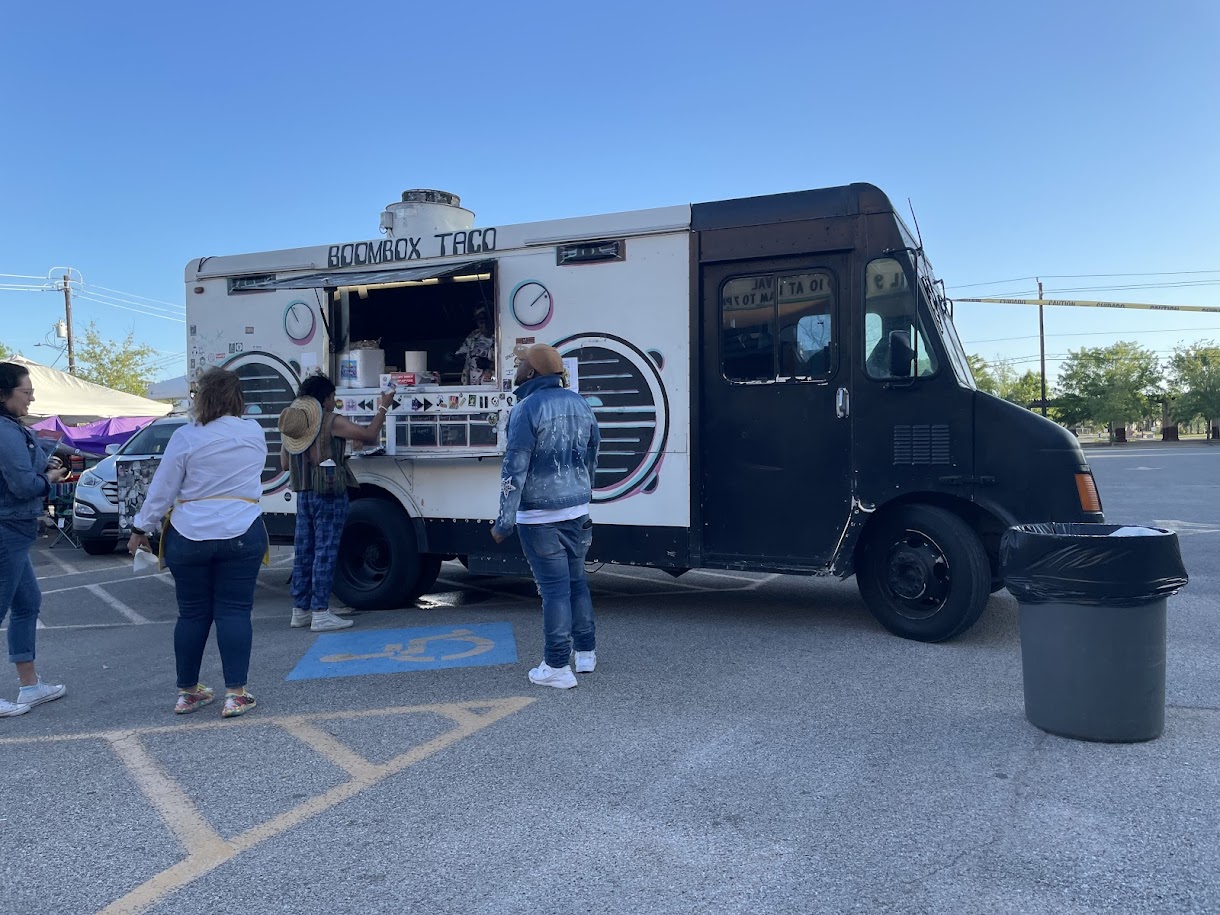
[164,520,266,690]
[291,491,349,611]
[517,516,595,669]
[0,518,40,664]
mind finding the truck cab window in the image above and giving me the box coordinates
[721,270,834,382]
[863,257,938,380]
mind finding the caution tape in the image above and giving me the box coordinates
[954,297,1220,314]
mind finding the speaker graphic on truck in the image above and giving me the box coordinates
[222,351,299,494]
[554,334,670,503]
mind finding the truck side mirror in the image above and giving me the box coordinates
[888,330,915,378]
[105,443,122,455]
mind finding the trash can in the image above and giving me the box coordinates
[1000,523,1189,742]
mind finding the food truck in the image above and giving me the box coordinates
[183,184,1103,641]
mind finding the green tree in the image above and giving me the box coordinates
[1168,341,1220,432]
[1003,369,1044,411]
[75,322,158,396]
[0,341,12,361]
[969,355,1046,411]
[1055,342,1162,442]
[967,354,997,394]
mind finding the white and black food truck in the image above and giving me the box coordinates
[183,185,1103,642]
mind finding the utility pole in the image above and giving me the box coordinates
[61,273,76,374]
[1039,279,1049,419]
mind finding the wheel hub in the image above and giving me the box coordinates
[883,529,951,618]
[888,544,937,600]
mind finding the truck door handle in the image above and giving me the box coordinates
[836,387,850,418]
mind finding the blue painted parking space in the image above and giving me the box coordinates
[286,622,518,681]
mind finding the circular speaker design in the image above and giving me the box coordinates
[221,351,299,493]
[553,334,669,503]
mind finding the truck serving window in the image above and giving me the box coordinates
[863,257,938,381]
[721,271,834,382]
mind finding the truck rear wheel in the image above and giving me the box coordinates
[856,505,990,642]
[333,500,441,611]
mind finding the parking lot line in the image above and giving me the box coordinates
[85,584,151,624]
[0,698,536,915]
[39,551,82,576]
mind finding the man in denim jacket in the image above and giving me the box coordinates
[492,344,600,689]
[0,362,70,716]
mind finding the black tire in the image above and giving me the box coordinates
[82,538,117,556]
[332,499,440,611]
[856,505,991,642]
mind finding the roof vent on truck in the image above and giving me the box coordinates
[379,188,475,240]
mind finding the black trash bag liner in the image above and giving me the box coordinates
[1000,522,1189,607]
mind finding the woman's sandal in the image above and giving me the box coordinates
[174,684,214,715]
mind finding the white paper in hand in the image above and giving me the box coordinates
[133,548,159,573]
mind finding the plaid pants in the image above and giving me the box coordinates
[291,490,349,611]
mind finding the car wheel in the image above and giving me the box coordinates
[82,539,118,556]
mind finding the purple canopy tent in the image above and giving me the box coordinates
[30,416,157,455]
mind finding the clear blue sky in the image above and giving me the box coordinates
[3,0,1218,384]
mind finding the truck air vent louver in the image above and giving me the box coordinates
[555,334,670,503]
[893,424,951,465]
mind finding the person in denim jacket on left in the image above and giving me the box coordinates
[492,344,600,689]
[0,362,69,717]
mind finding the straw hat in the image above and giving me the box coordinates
[278,397,323,454]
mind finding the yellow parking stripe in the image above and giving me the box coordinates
[1,698,535,915]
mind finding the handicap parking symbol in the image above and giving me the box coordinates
[286,622,518,681]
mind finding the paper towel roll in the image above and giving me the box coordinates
[403,351,427,373]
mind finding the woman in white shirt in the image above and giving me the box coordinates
[127,369,268,718]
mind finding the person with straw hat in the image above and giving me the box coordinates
[278,374,394,632]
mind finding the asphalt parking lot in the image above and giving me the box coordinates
[1,443,1217,915]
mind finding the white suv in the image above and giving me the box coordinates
[72,416,188,554]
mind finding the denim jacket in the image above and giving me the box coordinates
[493,374,600,537]
[0,414,55,520]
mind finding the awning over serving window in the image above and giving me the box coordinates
[241,259,494,290]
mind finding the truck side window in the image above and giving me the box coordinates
[779,272,833,378]
[863,257,938,380]
[722,275,775,381]
[721,271,834,382]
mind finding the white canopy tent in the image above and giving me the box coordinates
[146,374,189,401]
[11,357,172,424]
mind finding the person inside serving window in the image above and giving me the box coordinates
[455,306,495,385]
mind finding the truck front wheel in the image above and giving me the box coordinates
[856,505,990,642]
[333,500,441,611]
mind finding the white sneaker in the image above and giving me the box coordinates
[18,680,66,708]
[574,650,597,673]
[311,610,354,631]
[290,609,311,628]
[331,605,354,616]
[0,699,31,718]
[528,662,577,689]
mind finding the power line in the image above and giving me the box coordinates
[976,346,1201,368]
[88,283,184,312]
[949,269,1220,290]
[966,327,1220,345]
[73,293,185,323]
[976,281,1220,298]
[78,287,184,318]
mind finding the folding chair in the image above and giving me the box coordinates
[48,481,82,550]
